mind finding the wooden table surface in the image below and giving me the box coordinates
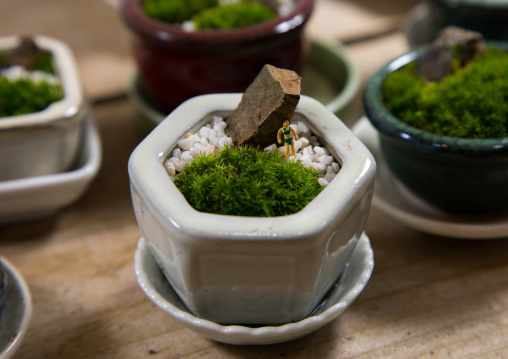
[2,1,508,358]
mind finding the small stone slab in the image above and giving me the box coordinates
[225,64,301,149]
[417,26,485,82]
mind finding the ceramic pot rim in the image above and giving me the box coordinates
[128,93,376,240]
[363,41,508,155]
[0,35,85,129]
[121,0,314,43]
[429,0,508,10]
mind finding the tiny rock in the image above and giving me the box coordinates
[225,64,301,149]
[5,36,42,71]
[417,26,486,82]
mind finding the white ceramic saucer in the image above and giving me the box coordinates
[0,107,102,225]
[0,257,32,359]
[352,117,508,239]
[134,234,374,345]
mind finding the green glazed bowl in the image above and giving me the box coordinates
[363,42,508,213]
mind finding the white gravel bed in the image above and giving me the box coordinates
[1,65,60,85]
[164,116,341,186]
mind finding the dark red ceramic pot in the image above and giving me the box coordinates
[121,0,314,113]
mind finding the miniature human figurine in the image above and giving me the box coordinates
[277,119,299,158]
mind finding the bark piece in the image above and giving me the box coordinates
[417,26,485,82]
[226,64,301,148]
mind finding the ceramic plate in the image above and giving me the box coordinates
[128,37,360,131]
[0,108,102,225]
[134,234,374,345]
[0,257,32,359]
[352,117,508,239]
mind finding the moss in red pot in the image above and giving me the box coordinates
[121,0,314,113]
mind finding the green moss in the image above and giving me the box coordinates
[0,50,56,74]
[174,145,325,217]
[142,0,276,29]
[143,0,218,24]
[382,47,508,139]
[33,51,57,74]
[0,77,63,117]
[192,2,277,30]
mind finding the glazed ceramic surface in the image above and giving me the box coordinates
[128,94,376,325]
[0,35,87,181]
[428,0,508,41]
[134,234,374,345]
[363,43,508,213]
[0,257,32,359]
[128,37,360,131]
[353,117,508,239]
[121,0,314,113]
[0,109,101,224]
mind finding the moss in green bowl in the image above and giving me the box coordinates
[382,46,508,139]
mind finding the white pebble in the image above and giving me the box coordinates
[201,127,215,139]
[314,146,328,156]
[332,162,340,173]
[311,162,327,174]
[302,146,313,156]
[293,139,302,153]
[169,157,186,173]
[182,20,196,32]
[205,144,215,155]
[178,135,198,151]
[318,178,329,186]
[264,144,277,152]
[181,151,194,164]
[218,136,232,148]
[324,172,336,183]
[163,160,176,176]
[298,121,309,134]
[319,155,334,166]
[299,137,310,147]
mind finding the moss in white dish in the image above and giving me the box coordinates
[0,65,63,118]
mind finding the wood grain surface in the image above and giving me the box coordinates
[2,1,508,358]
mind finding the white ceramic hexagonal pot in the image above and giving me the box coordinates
[128,94,376,325]
[0,35,86,181]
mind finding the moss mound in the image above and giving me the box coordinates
[382,47,508,139]
[143,0,276,29]
[0,76,63,117]
[143,0,218,24]
[174,145,325,217]
[193,2,276,30]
